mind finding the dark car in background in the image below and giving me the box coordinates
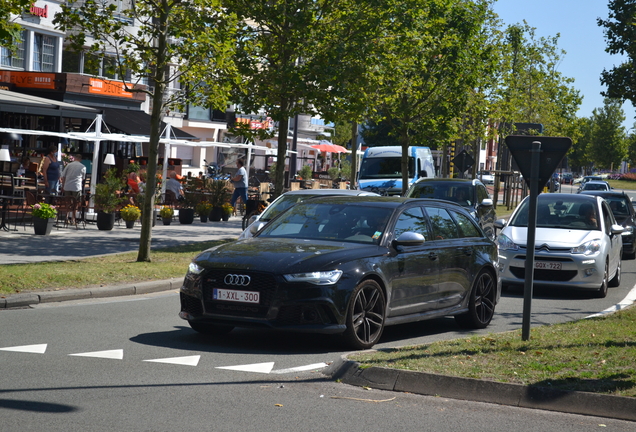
[580,190,636,259]
[180,196,501,349]
[404,178,496,239]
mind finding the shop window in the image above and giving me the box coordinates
[33,34,56,72]
[0,30,26,69]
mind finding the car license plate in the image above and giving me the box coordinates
[213,288,260,304]
[534,261,562,270]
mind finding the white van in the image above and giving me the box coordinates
[358,146,435,195]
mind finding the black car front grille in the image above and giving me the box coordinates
[180,292,204,316]
[510,267,577,282]
[201,270,277,318]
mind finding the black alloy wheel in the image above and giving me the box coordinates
[343,280,386,350]
[455,270,496,329]
[189,321,234,335]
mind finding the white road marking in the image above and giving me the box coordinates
[216,362,275,374]
[143,355,200,366]
[0,344,47,354]
[69,349,124,359]
[586,284,636,318]
[270,362,329,374]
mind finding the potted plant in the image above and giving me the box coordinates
[196,201,212,223]
[94,167,126,231]
[178,177,199,224]
[221,202,233,221]
[120,204,141,228]
[31,202,57,235]
[159,206,174,225]
[208,180,230,221]
[298,165,313,188]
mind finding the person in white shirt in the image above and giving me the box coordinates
[60,153,86,200]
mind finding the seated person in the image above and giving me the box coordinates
[127,172,141,194]
[453,187,470,206]
[578,203,598,229]
[166,171,184,200]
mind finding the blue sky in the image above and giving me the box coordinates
[493,0,635,130]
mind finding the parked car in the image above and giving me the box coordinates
[561,173,573,184]
[495,193,623,298]
[180,196,501,349]
[579,191,636,259]
[477,171,495,185]
[404,178,496,239]
[577,180,611,193]
[574,175,603,186]
[238,189,380,239]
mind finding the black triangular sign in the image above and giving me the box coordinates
[504,136,572,189]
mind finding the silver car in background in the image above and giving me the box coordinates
[238,189,380,239]
[495,193,623,298]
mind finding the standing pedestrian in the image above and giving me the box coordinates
[60,153,86,199]
[41,145,61,195]
[230,159,248,211]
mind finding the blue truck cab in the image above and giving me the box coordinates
[358,146,435,195]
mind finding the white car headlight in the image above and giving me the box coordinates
[283,270,343,285]
[497,233,519,251]
[188,262,205,275]
[571,239,601,255]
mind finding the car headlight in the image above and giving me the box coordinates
[497,233,519,251]
[188,262,205,275]
[571,239,601,255]
[283,270,343,285]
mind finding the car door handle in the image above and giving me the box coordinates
[428,252,438,261]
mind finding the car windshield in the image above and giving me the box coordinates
[582,183,608,191]
[510,197,600,231]
[359,157,415,179]
[407,183,473,207]
[258,202,394,244]
[258,194,317,221]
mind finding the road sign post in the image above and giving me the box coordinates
[504,136,572,341]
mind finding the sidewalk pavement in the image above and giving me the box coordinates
[2,214,635,422]
[0,215,244,308]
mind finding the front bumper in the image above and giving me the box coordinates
[179,269,351,334]
[498,248,606,290]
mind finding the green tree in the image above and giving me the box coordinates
[0,0,32,48]
[598,0,636,104]
[568,117,594,173]
[54,0,237,262]
[588,98,627,170]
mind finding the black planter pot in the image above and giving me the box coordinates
[200,215,208,223]
[178,208,195,224]
[125,220,135,229]
[96,211,116,231]
[209,206,223,221]
[33,216,54,235]
[222,212,230,221]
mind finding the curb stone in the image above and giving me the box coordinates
[0,278,180,309]
[324,354,636,422]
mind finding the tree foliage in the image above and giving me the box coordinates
[0,0,32,48]
[54,0,237,261]
[587,98,627,170]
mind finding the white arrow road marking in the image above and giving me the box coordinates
[216,362,275,374]
[69,349,124,359]
[0,344,47,354]
[270,362,329,374]
[143,355,200,366]
[587,284,636,318]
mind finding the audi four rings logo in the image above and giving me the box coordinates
[224,274,251,286]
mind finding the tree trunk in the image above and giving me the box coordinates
[137,0,170,262]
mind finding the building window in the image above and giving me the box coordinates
[187,104,211,121]
[0,30,26,69]
[33,34,56,72]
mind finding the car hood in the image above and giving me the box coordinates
[504,226,598,248]
[194,237,384,273]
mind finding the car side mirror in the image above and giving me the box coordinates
[494,219,507,230]
[249,221,266,235]
[480,198,493,207]
[392,232,425,249]
[248,214,260,226]
[611,224,625,235]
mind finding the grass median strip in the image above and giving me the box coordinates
[351,306,636,397]
[0,240,227,295]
